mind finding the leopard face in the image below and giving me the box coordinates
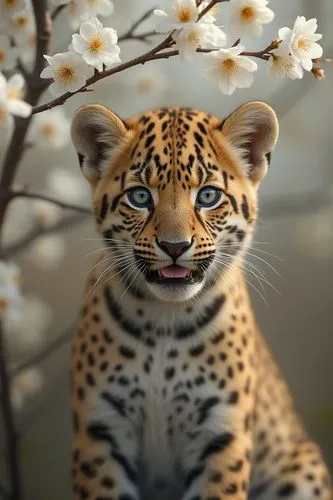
[71,103,278,302]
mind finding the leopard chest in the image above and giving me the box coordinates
[94,335,237,498]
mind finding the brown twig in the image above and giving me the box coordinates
[11,325,74,378]
[51,3,66,21]
[2,213,87,259]
[118,7,158,43]
[31,41,277,115]
[198,0,230,20]
[2,190,91,215]
[0,320,22,500]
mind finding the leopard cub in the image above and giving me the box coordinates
[70,102,332,500]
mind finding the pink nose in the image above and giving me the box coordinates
[157,240,192,259]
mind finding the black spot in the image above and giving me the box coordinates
[200,432,234,461]
[194,131,204,147]
[80,461,96,478]
[118,376,130,386]
[209,471,223,483]
[277,483,296,497]
[165,367,175,380]
[167,349,179,358]
[197,396,220,425]
[211,332,225,344]
[189,343,205,357]
[86,373,95,386]
[241,194,250,220]
[101,391,126,417]
[100,476,114,489]
[119,345,136,359]
[228,391,239,404]
[145,134,156,148]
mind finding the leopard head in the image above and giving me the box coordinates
[71,103,278,302]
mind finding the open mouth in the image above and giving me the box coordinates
[146,265,204,285]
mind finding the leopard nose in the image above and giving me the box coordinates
[157,239,192,259]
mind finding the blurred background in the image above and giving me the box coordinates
[0,0,333,498]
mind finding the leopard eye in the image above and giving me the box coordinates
[196,186,222,208]
[127,187,153,209]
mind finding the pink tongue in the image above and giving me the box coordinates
[160,265,188,279]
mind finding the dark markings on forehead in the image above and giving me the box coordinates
[127,107,221,188]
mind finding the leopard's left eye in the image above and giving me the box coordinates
[196,186,222,208]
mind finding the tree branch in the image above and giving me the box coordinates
[0,320,22,500]
[2,213,86,259]
[11,326,74,378]
[31,41,278,115]
[4,190,91,215]
[0,0,51,256]
[118,7,158,43]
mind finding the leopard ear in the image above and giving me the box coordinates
[218,101,279,186]
[71,104,128,185]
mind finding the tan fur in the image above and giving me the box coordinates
[70,104,332,500]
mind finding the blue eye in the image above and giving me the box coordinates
[127,187,153,209]
[196,186,222,208]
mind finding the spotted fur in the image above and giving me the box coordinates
[70,103,332,500]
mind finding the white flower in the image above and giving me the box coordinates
[0,261,23,334]
[0,72,32,117]
[0,0,26,19]
[0,35,18,70]
[3,197,32,246]
[278,16,323,72]
[13,295,53,349]
[29,108,71,149]
[229,0,274,37]
[9,10,35,43]
[154,0,198,32]
[198,0,220,24]
[27,234,67,271]
[11,368,44,411]
[18,30,36,65]
[67,0,114,29]
[173,21,226,60]
[268,47,303,80]
[72,17,120,71]
[0,107,13,160]
[133,68,167,94]
[203,45,257,95]
[52,0,69,4]
[31,200,62,228]
[40,51,92,97]
[46,167,90,203]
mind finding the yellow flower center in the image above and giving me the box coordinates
[0,49,5,62]
[0,298,9,311]
[55,65,75,83]
[41,123,56,137]
[7,88,24,100]
[297,37,310,51]
[186,30,201,46]
[88,35,105,54]
[4,0,18,6]
[178,7,192,23]
[221,58,237,74]
[240,6,256,22]
[137,77,155,93]
[11,14,29,28]
[0,105,8,123]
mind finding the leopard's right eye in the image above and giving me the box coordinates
[127,187,153,209]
